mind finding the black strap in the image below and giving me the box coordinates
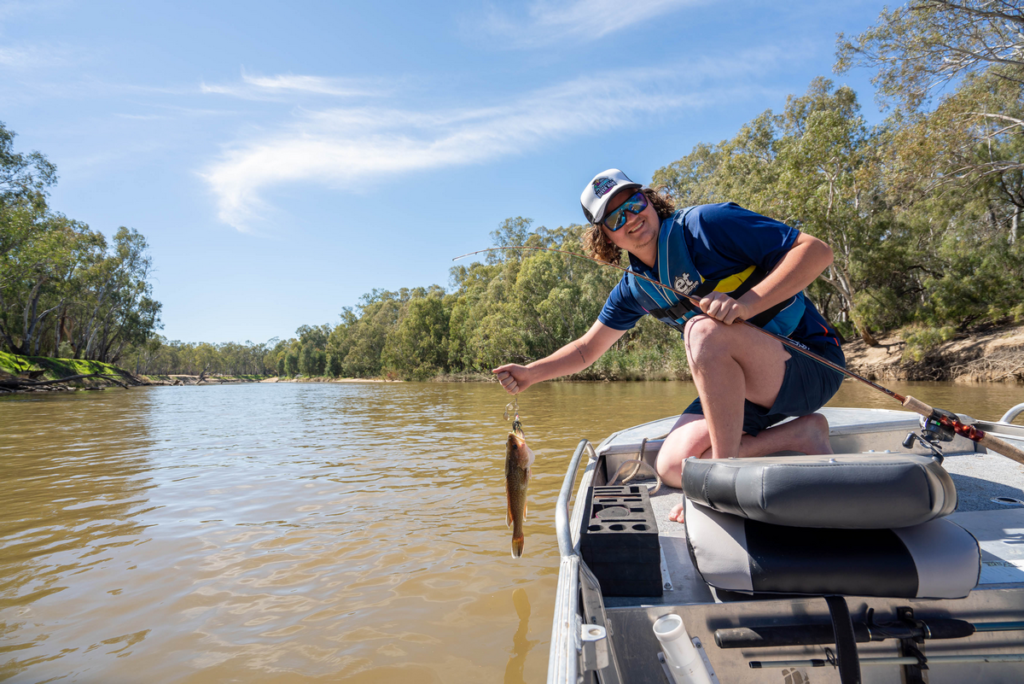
[646,279,717,320]
[746,296,794,328]
[825,595,861,684]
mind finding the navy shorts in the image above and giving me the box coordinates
[683,340,846,437]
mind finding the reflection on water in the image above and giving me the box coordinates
[504,588,536,684]
[0,379,1019,682]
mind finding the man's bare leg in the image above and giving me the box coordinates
[663,413,833,522]
[685,316,793,462]
[662,316,834,523]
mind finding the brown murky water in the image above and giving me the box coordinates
[1,379,1022,683]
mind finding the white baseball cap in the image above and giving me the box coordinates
[580,169,642,225]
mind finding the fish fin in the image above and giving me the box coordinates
[511,535,525,558]
[506,504,512,528]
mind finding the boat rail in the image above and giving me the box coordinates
[1000,403,1024,425]
[548,439,597,684]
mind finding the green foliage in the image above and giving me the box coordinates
[326,352,343,378]
[0,122,162,362]
[836,1,1024,114]
[285,350,299,377]
[902,326,957,363]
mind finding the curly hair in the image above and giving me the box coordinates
[582,187,676,263]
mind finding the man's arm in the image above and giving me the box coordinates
[492,320,626,394]
[699,232,833,324]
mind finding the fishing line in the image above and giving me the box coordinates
[454,245,1024,465]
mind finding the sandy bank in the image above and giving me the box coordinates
[844,323,1024,383]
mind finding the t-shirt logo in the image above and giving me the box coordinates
[674,274,698,294]
[593,177,617,198]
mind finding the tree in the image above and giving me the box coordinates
[487,217,534,264]
[381,287,450,379]
[0,121,57,208]
[285,349,300,376]
[837,1,1024,113]
[837,1,1024,209]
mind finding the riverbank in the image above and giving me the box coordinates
[0,351,270,394]
[5,322,1021,394]
[0,351,139,393]
[844,323,1024,383]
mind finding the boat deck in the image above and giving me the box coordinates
[577,407,1024,683]
[596,408,1024,609]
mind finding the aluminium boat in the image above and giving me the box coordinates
[548,403,1024,683]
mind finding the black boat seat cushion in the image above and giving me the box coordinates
[685,498,980,599]
[682,454,957,529]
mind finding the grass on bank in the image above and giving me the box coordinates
[0,350,131,381]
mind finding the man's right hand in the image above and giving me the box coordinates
[492,364,533,395]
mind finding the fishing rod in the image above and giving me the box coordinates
[453,245,1024,466]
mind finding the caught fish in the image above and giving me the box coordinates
[505,421,534,558]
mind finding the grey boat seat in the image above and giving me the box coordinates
[685,497,981,599]
[682,453,981,600]
[682,453,957,529]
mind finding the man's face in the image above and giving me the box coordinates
[600,190,659,254]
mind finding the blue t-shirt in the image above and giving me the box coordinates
[598,203,841,349]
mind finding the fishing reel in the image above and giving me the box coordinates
[902,407,958,460]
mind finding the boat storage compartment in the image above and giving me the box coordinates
[579,484,663,597]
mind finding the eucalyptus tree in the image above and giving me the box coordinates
[381,286,450,378]
[838,1,1024,328]
[837,0,1024,113]
[0,121,56,208]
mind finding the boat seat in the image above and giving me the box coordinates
[682,453,957,529]
[684,497,980,599]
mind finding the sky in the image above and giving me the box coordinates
[0,0,894,344]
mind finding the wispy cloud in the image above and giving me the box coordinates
[0,43,70,70]
[469,0,709,48]
[201,50,784,231]
[201,70,385,100]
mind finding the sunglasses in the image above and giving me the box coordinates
[601,191,648,232]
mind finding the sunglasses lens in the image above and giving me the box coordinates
[602,192,647,232]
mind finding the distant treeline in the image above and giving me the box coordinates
[4,3,1023,379]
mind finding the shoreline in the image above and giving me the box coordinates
[3,323,1021,395]
[843,323,1024,383]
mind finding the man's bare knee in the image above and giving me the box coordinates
[684,317,733,371]
[656,417,710,485]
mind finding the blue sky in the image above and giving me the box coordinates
[1,0,892,344]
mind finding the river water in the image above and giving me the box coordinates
[1,380,1022,683]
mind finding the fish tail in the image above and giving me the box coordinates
[511,534,525,558]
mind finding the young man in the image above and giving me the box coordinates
[492,169,845,521]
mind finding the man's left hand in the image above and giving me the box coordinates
[698,292,749,325]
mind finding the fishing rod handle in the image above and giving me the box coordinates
[902,396,1024,466]
[976,432,1024,467]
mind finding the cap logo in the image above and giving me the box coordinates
[592,177,617,198]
